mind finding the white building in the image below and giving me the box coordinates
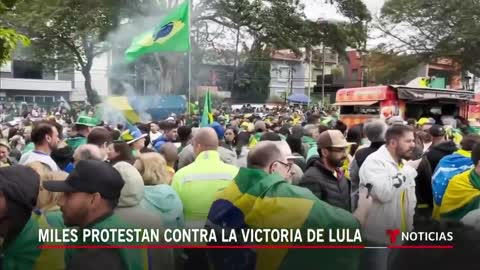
[303,46,340,94]
[269,47,340,99]
[0,52,111,104]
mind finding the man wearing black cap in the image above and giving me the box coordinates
[426,125,457,171]
[43,160,147,270]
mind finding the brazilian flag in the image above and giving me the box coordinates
[200,90,213,127]
[439,169,480,220]
[125,1,190,63]
[206,168,362,270]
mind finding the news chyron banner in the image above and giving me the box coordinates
[39,227,454,248]
[40,227,364,245]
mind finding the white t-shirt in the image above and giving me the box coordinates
[149,131,162,142]
[19,150,59,171]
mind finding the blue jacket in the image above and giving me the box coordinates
[153,135,171,151]
[140,185,184,229]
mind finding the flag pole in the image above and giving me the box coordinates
[187,0,192,115]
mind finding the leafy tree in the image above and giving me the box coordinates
[195,0,371,102]
[8,0,124,104]
[377,0,480,75]
[0,0,30,65]
[367,50,420,85]
[234,45,271,102]
[112,0,371,102]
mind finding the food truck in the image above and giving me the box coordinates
[468,93,480,120]
[334,85,475,127]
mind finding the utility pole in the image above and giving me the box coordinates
[232,26,241,91]
[307,49,312,107]
[321,44,326,109]
[285,67,292,104]
[290,65,294,96]
[473,74,477,92]
[187,0,193,112]
[143,71,146,96]
[361,21,369,87]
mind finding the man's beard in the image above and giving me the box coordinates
[398,147,415,160]
[62,206,88,227]
[327,156,345,168]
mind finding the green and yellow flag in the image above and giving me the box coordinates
[125,1,190,63]
[200,90,213,127]
[206,168,362,270]
[439,169,480,220]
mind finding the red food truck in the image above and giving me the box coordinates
[333,85,475,127]
[468,93,480,120]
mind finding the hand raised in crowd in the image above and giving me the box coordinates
[353,186,373,227]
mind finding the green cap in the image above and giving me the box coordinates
[75,115,97,127]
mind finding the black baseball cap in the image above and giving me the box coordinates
[43,160,125,199]
[429,125,446,137]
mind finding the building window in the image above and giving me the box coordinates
[351,68,359,82]
[14,96,25,102]
[45,96,54,104]
[277,67,290,80]
[25,96,34,103]
[34,96,45,103]
[12,61,43,79]
[324,50,338,63]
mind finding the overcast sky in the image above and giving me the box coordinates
[304,0,385,21]
[303,0,387,48]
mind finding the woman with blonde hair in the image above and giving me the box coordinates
[26,162,67,228]
[134,153,184,228]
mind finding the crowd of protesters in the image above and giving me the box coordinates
[0,102,479,270]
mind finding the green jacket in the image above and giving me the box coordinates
[307,145,319,162]
[66,213,148,270]
[303,136,317,159]
[2,213,64,270]
[21,143,34,155]
[44,210,65,229]
[302,136,317,149]
[66,136,87,151]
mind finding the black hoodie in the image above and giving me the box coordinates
[426,141,458,172]
[0,166,40,245]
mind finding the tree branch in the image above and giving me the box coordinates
[57,35,86,69]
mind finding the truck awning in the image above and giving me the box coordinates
[396,86,474,101]
[333,101,378,106]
